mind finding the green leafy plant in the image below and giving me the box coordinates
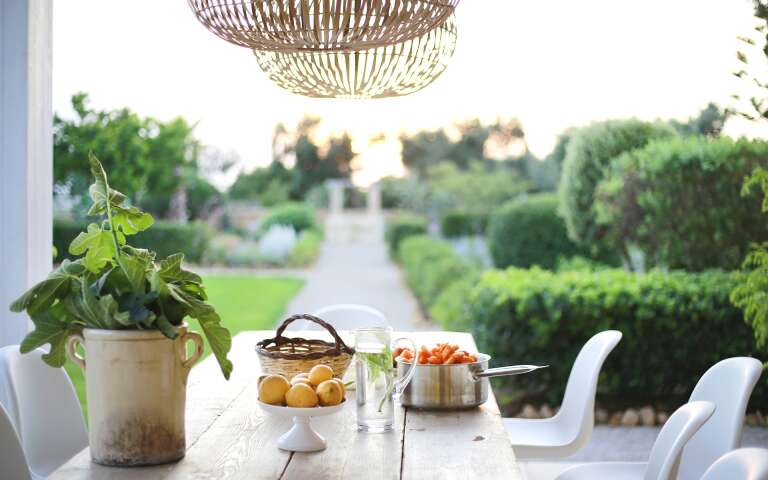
[10,154,233,378]
[732,167,768,347]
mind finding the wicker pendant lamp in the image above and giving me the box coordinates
[187,0,460,53]
[253,15,457,99]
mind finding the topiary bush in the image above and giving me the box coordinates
[260,202,319,234]
[447,267,766,408]
[398,235,477,310]
[440,211,487,238]
[487,193,617,270]
[385,215,427,256]
[54,219,211,264]
[558,119,676,260]
[597,136,768,271]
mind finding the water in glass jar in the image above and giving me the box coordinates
[355,340,395,433]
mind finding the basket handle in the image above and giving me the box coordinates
[274,314,354,354]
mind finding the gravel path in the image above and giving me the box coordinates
[284,212,433,331]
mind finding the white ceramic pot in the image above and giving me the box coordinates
[66,324,203,466]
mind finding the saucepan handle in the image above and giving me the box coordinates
[473,365,548,380]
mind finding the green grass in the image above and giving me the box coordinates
[65,275,304,417]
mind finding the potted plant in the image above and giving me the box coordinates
[10,154,233,466]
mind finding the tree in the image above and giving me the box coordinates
[731,1,768,122]
[669,102,728,137]
[54,93,215,220]
[399,118,526,178]
[557,119,676,261]
[597,137,768,271]
[732,167,768,348]
[228,161,292,205]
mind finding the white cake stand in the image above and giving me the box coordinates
[258,400,346,452]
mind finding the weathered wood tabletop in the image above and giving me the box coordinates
[52,330,522,480]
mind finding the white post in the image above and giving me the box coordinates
[328,180,345,215]
[0,0,53,346]
[367,183,381,216]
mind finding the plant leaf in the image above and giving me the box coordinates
[119,248,152,292]
[112,205,154,236]
[20,305,80,368]
[69,224,116,273]
[9,261,82,314]
[87,185,127,216]
[195,312,233,379]
[158,253,202,284]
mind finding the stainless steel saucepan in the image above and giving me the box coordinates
[396,353,547,409]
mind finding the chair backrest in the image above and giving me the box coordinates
[678,357,763,480]
[644,401,715,480]
[554,330,622,450]
[700,448,768,480]
[0,346,88,478]
[0,402,32,480]
[297,304,389,331]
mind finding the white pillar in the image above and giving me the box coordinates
[367,183,381,215]
[0,0,53,346]
[328,180,344,215]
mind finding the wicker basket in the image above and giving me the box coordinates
[256,314,355,379]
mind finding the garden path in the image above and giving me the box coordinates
[285,211,434,330]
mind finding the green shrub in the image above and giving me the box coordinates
[398,235,477,310]
[597,137,768,271]
[440,211,487,238]
[261,202,318,234]
[558,120,676,258]
[451,267,766,407]
[488,193,617,270]
[288,230,323,267]
[54,219,211,263]
[385,215,427,256]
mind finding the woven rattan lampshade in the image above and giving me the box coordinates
[253,15,457,99]
[187,0,459,53]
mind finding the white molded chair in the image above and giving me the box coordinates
[0,402,32,480]
[504,330,622,459]
[556,401,716,480]
[301,304,388,331]
[701,448,768,480]
[678,357,763,480]
[0,346,88,479]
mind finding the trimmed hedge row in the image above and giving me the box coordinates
[487,194,617,270]
[398,236,476,310]
[261,202,319,234]
[440,211,487,238]
[54,219,211,264]
[386,215,427,256]
[437,267,767,407]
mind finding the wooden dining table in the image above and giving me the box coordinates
[51,330,522,480]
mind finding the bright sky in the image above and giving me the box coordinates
[53,1,766,187]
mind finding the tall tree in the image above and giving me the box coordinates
[732,1,768,122]
[54,93,216,219]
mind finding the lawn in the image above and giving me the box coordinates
[65,275,305,417]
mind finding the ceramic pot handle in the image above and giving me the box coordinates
[66,333,86,370]
[181,331,204,371]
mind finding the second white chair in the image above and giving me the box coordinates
[305,303,389,331]
[0,346,88,479]
[556,401,716,480]
[701,448,768,480]
[0,402,31,480]
[504,330,622,459]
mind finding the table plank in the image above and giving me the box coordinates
[281,402,405,480]
[51,330,521,480]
